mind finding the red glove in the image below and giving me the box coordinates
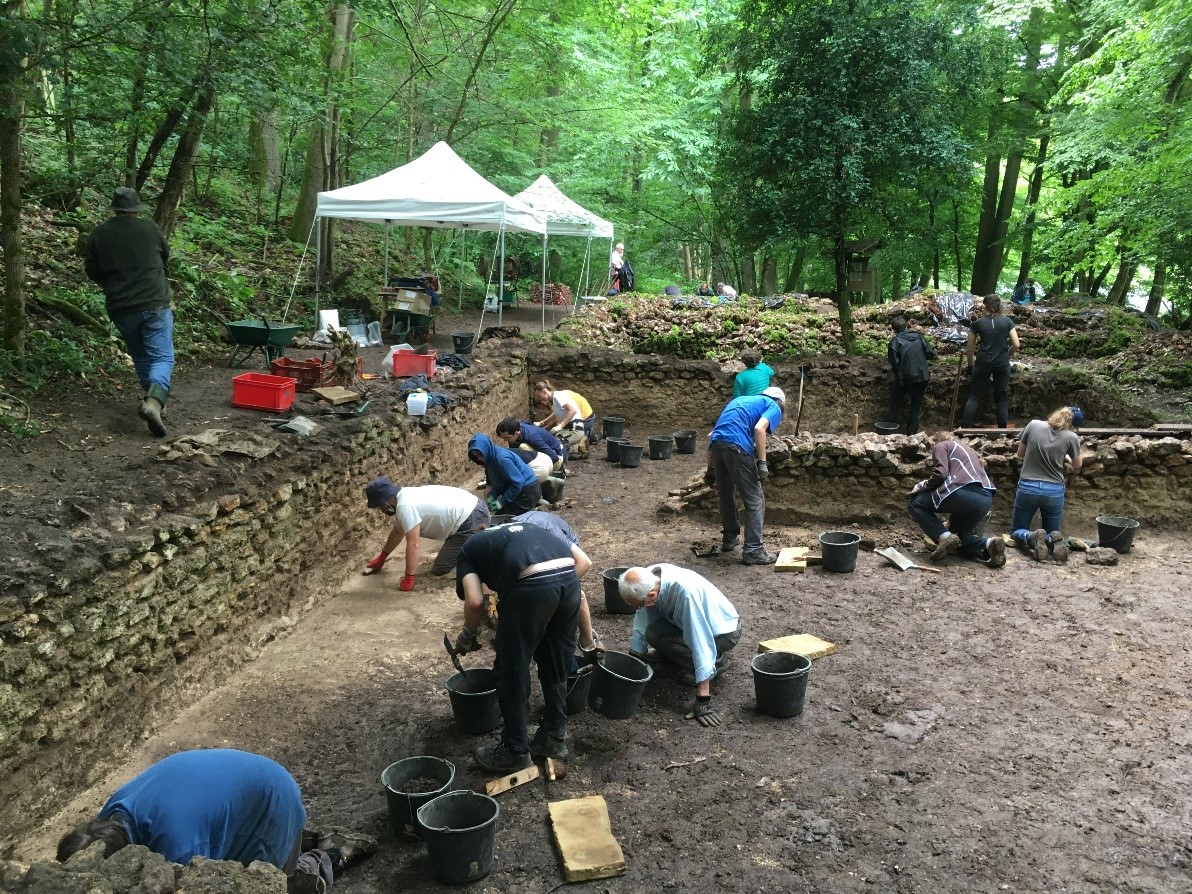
[364,551,390,574]
[399,574,416,592]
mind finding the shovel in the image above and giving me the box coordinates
[875,546,942,574]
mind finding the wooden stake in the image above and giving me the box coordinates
[853,413,859,435]
[948,353,964,430]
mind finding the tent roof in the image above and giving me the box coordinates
[511,175,615,239]
[315,141,547,234]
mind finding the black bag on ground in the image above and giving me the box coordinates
[620,259,635,292]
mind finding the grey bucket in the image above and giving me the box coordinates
[566,664,594,715]
[1096,515,1140,553]
[588,650,654,719]
[875,422,900,436]
[417,790,500,885]
[445,668,501,734]
[382,756,456,841]
[818,531,861,573]
[648,436,673,460]
[451,332,476,354]
[751,651,812,718]
[601,566,636,614]
[619,444,644,468]
[673,430,697,454]
[602,416,626,439]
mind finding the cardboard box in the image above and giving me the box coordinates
[389,289,433,315]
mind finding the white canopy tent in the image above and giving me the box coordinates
[313,141,548,328]
[511,175,615,329]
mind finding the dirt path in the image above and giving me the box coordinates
[14,412,1192,893]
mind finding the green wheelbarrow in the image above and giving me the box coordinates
[204,308,303,368]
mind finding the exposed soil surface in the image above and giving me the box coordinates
[8,302,1192,893]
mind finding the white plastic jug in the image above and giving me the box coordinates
[406,392,429,416]
[366,321,382,346]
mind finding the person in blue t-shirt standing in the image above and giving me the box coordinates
[704,387,786,565]
[56,749,375,892]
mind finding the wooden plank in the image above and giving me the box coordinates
[775,547,809,572]
[957,426,1190,439]
[549,795,626,883]
[484,763,540,796]
[311,385,358,405]
[757,633,836,661]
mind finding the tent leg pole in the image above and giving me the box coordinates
[459,230,465,312]
[541,233,547,332]
[314,218,322,329]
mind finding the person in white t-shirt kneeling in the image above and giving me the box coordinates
[362,477,491,591]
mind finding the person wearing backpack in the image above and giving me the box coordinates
[883,315,936,435]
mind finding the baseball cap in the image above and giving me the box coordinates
[111,187,148,213]
[1068,406,1084,428]
[762,386,786,404]
[364,476,401,508]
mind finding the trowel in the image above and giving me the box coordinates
[875,546,942,574]
[442,632,472,683]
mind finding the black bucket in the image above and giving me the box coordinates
[602,416,626,439]
[445,668,501,734]
[819,531,861,573]
[1096,515,1140,554]
[588,650,654,719]
[417,790,500,885]
[875,422,900,436]
[605,437,630,463]
[648,436,673,460]
[452,332,476,354]
[381,756,456,841]
[566,664,594,715]
[751,651,812,718]
[673,430,697,454]
[601,566,636,614]
[619,444,644,468]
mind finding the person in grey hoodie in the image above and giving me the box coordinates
[883,315,935,435]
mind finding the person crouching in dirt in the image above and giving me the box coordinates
[467,432,542,514]
[532,380,598,447]
[908,432,1006,568]
[704,386,786,565]
[618,564,741,727]
[1010,406,1084,563]
[495,416,568,479]
[57,748,375,893]
[363,476,490,589]
[453,523,583,771]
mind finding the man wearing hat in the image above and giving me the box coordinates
[83,187,173,437]
[703,386,786,565]
[363,477,489,589]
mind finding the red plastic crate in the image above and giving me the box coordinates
[231,372,296,412]
[270,357,332,392]
[392,349,437,378]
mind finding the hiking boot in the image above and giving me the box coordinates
[287,866,327,894]
[720,535,740,553]
[138,396,167,438]
[985,537,1007,569]
[930,533,962,561]
[316,830,377,867]
[1029,529,1048,562]
[475,742,532,773]
[529,729,569,761]
[741,549,777,566]
[1049,532,1069,564]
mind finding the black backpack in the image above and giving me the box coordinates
[620,259,635,292]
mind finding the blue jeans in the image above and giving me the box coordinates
[960,359,1010,427]
[111,307,174,396]
[908,484,992,558]
[1010,480,1066,546]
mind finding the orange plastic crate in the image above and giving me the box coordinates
[231,372,296,412]
[392,349,437,377]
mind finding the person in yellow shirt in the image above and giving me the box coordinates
[533,380,598,445]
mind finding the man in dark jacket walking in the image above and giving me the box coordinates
[884,315,936,435]
[83,188,173,437]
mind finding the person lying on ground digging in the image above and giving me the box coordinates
[363,476,490,589]
[57,748,375,894]
[467,432,542,514]
[618,564,741,728]
[704,386,786,565]
[908,431,1006,569]
[495,415,568,477]
[532,379,598,446]
[454,523,583,772]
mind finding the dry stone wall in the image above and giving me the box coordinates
[0,355,527,845]
[666,431,1192,532]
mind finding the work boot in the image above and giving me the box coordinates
[529,728,569,761]
[1028,529,1048,563]
[1049,532,1069,564]
[930,533,962,561]
[138,384,168,438]
[985,537,1007,569]
[315,830,377,867]
[287,867,327,894]
[475,742,532,773]
[742,549,777,566]
[720,535,739,553]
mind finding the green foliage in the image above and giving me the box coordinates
[523,330,577,348]
[1039,308,1148,360]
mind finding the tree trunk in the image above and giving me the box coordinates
[289,126,325,245]
[1105,257,1136,307]
[0,71,26,357]
[834,236,854,353]
[681,243,693,280]
[134,104,187,191]
[154,86,215,240]
[888,267,902,301]
[1016,132,1050,289]
[1145,261,1165,316]
[969,122,1001,293]
[783,247,805,292]
[740,252,756,294]
[761,253,777,295]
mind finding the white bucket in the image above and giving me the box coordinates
[406,392,429,416]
